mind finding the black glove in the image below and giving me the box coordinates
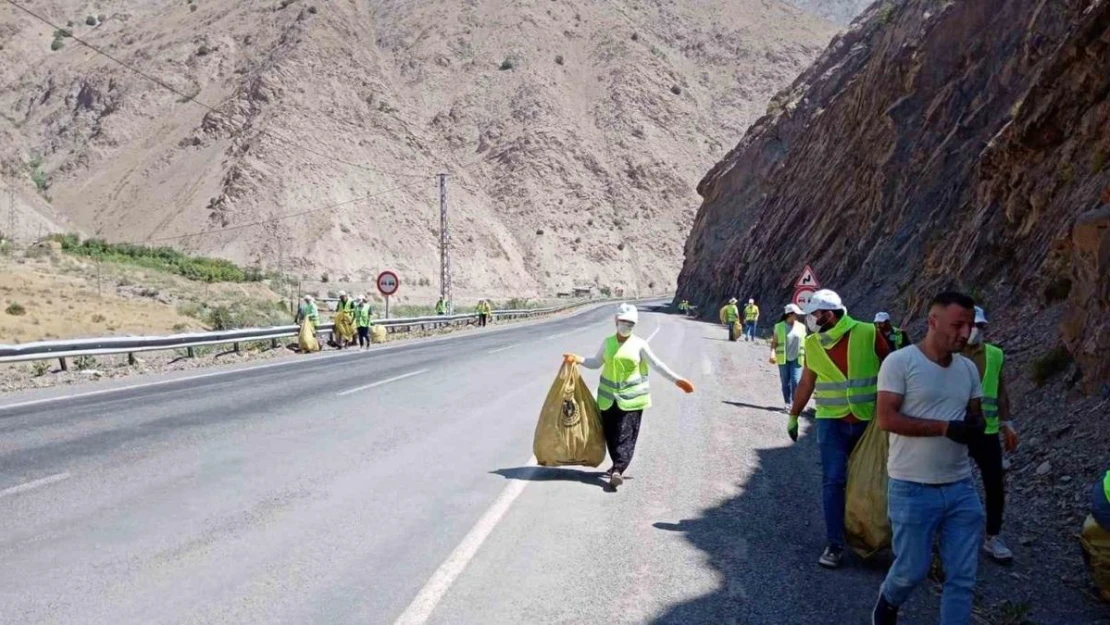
[945,412,986,445]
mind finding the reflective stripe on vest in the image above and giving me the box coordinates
[744,305,758,321]
[597,335,651,411]
[803,318,880,420]
[981,344,1004,434]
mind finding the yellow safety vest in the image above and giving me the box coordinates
[981,344,1004,434]
[889,328,906,349]
[744,304,759,321]
[774,321,806,365]
[597,335,651,411]
[721,304,739,323]
[1104,470,1110,504]
[803,317,879,420]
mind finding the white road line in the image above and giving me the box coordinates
[393,456,538,625]
[336,369,428,396]
[0,472,71,499]
[486,343,520,354]
[701,355,714,375]
[646,326,661,343]
[543,330,576,341]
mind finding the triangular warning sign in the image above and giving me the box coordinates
[795,265,820,289]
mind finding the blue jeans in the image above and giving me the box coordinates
[816,418,869,547]
[881,478,984,625]
[744,321,757,340]
[778,360,801,404]
[1092,480,1110,530]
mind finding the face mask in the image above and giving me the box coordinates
[616,322,634,337]
[805,313,821,333]
[968,327,982,345]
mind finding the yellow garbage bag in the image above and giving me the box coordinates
[845,419,891,558]
[1081,515,1110,600]
[334,310,356,345]
[370,325,387,344]
[533,363,606,467]
[298,319,320,353]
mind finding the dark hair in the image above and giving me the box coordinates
[929,291,975,310]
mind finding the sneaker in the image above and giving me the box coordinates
[871,593,899,625]
[818,545,843,569]
[983,535,1014,563]
[609,472,624,488]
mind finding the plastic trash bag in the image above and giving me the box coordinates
[334,310,356,346]
[729,321,741,342]
[1081,515,1110,600]
[533,363,606,467]
[298,319,320,353]
[845,419,891,558]
[370,325,387,344]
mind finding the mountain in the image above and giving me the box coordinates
[783,0,876,25]
[0,0,835,301]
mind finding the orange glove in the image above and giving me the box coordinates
[675,379,694,393]
[768,355,777,365]
[562,353,583,364]
[1001,422,1018,452]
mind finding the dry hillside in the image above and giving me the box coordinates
[0,0,836,301]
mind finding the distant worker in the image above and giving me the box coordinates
[296,294,319,325]
[435,297,448,315]
[872,292,986,625]
[962,306,1017,563]
[769,304,807,411]
[743,298,760,341]
[355,294,373,350]
[563,303,694,490]
[335,291,356,314]
[788,289,891,569]
[296,295,320,353]
[874,312,912,350]
[1094,469,1110,531]
[720,297,740,341]
[1083,468,1110,602]
[477,299,493,327]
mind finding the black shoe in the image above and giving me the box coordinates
[818,545,843,569]
[609,472,624,488]
[871,593,898,625]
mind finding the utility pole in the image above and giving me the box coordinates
[8,187,15,247]
[438,173,453,314]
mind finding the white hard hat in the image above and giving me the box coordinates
[974,306,988,325]
[615,303,639,324]
[802,289,844,315]
[784,304,802,315]
[748,298,755,304]
[729,297,738,304]
[874,312,891,323]
[339,290,347,297]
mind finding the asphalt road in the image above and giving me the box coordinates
[0,305,1101,624]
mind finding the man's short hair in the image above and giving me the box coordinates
[929,291,976,311]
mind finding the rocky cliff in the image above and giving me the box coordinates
[784,0,876,25]
[677,0,1110,613]
[0,0,835,301]
[679,0,1110,393]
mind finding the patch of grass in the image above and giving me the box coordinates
[31,360,50,377]
[1031,345,1072,386]
[990,600,1035,625]
[877,1,895,25]
[499,58,514,71]
[194,300,289,330]
[74,354,97,371]
[51,234,265,283]
[6,302,26,316]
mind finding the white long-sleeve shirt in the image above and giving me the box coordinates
[580,337,683,383]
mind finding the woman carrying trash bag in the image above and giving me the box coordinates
[563,303,694,490]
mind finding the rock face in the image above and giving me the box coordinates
[677,0,1110,391]
[783,0,877,25]
[0,0,835,300]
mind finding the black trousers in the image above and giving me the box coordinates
[357,326,370,347]
[969,432,1005,535]
[601,403,643,473]
[479,314,488,327]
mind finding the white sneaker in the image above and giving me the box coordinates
[983,535,1014,563]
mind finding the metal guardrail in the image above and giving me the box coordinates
[0,301,600,365]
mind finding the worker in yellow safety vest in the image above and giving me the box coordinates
[788,289,892,568]
[720,297,741,341]
[874,312,912,350]
[296,295,319,325]
[1092,469,1110,531]
[335,291,356,314]
[962,305,1017,563]
[435,297,448,315]
[743,298,760,341]
[476,299,493,327]
[769,304,807,411]
[355,295,373,350]
[563,303,694,490]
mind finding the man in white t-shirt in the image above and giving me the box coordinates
[872,292,987,625]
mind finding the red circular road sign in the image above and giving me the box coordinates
[793,286,817,310]
[376,271,400,296]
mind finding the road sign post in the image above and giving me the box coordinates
[793,287,817,310]
[377,271,400,319]
[793,265,821,311]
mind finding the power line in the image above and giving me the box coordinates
[2,0,425,180]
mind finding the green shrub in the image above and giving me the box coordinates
[74,354,97,370]
[6,302,26,316]
[499,59,514,70]
[555,54,564,65]
[86,15,97,26]
[31,360,50,377]
[51,234,261,283]
[1031,345,1072,386]
[51,38,64,51]
[670,85,682,95]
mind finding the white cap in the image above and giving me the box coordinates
[304,295,314,301]
[802,289,844,315]
[339,290,347,297]
[784,304,802,315]
[974,306,988,325]
[615,303,639,324]
[729,297,738,304]
[748,298,755,304]
[874,312,890,323]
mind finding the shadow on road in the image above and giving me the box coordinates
[491,466,609,489]
[721,400,784,414]
[647,424,889,624]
